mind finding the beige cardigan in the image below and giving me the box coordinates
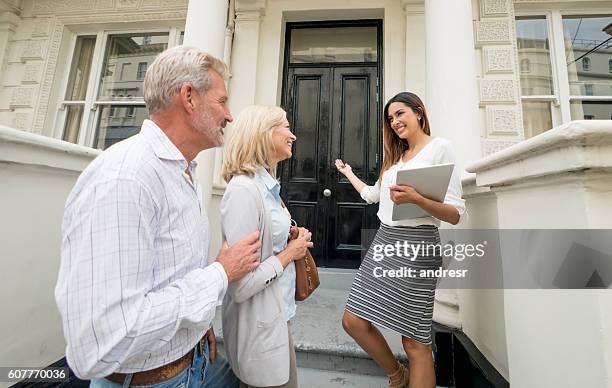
[220,174,290,387]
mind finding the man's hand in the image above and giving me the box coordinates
[216,231,261,283]
[206,327,217,363]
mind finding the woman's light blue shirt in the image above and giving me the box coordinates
[254,168,296,322]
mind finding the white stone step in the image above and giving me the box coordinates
[297,367,388,388]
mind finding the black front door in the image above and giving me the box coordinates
[280,65,380,268]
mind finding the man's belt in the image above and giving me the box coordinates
[105,334,207,386]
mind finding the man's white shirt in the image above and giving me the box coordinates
[55,120,228,379]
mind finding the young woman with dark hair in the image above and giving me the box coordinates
[336,92,465,388]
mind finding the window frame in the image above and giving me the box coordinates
[54,26,184,148]
[515,6,612,127]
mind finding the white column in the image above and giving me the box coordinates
[425,0,481,167]
[402,1,426,99]
[183,0,229,209]
[211,0,265,189]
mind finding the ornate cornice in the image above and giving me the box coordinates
[32,0,187,15]
[235,0,265,17]
[0,0,22,15]
[401,0,424,14]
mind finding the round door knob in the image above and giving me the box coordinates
[323,189,332,197]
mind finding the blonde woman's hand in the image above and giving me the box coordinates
[285,227,313,261]
[288,226,299,241]
[335,159,352,176]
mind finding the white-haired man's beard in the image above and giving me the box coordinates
[193,108,226,147]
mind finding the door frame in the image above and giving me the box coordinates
[279,19,384,268]
[281,19,384,109]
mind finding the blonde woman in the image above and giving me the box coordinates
[220,105,313,388]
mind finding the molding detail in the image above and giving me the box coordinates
[32,0,187,14]
[235,0,266,15]
[32,18,52,37]
[480,79,517,104]
[32,20,62,134]
[140,0,161,6]
[10,87,36,108]
[22,63,42,84]
[95,0,115,9]
[11,112,29,130]
[21,40,47,60]
[33,0,96,14]
[0,11,21,32]
[475,19,511,46]
[486,107,521,136]
[481,0,509,17]
[161,0,187,6]
[117,0,139,9]
[483,47,514,74]
[401,0,424,14]
[57,10,186,24]
[482,139,520,156]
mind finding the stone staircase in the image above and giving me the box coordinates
[213,269,407,387]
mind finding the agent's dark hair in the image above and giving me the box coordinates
[379,92,431,183]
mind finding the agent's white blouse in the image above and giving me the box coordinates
[360,137,466,227]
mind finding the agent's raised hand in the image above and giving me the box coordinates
[335,159,352,176]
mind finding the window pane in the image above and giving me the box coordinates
[570,100,612,120]
[515,17,554,96]
[522,101,553,138]
[290,26,377,63]
[65,36,96,101]
[94,105,147,149]
[62,105,85,143]
[97,33,169,101]
[563,15,612,96]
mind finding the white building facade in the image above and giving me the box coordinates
[0,0,611,387]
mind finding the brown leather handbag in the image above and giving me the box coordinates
[294,248,320,301]
[281,201,320,301]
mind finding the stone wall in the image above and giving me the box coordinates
[475,0,524,156]
[0,0,187,136]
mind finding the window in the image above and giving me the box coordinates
[58,28,184,149]
[564,15,612,121]
[515,12,612,136]
[120,63,132,80]
[137,62,148,80]
[520,58,531,73]
[582,57,591,71]
[515,17,554,138]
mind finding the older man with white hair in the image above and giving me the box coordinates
[55,46,260,388]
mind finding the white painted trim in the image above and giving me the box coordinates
[80,30,105,147]
[550,10,572,123]
[466,120,612,186]
[0,124,99,172]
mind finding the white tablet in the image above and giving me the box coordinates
[391,163,454,221]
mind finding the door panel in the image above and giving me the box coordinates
[281,65,379,268]
[328,67,379,267]
[290,76,321,182]
[281,68,331,262]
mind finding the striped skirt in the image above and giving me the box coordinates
[345,223,442,344]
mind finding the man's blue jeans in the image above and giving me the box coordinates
[90,341,239,388]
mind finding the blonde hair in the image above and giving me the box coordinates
[144,45,230,114]
[222,105,288,182]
